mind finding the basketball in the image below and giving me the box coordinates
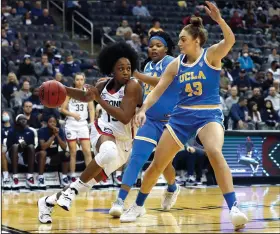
[39,80,67,108]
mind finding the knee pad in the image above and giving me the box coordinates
[61,151,70,162]
[95,141,118,168]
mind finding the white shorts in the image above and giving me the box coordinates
[90,122,132,176]
[6,152,27,166]
[65,120,90,142]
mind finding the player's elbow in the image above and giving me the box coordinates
[120,117,131,125]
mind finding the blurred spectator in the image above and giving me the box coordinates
[256,7,268,28]
[133,21,146,37]
[229,11,244,33]
[59,55,81,77]
[2,19,21,42]
[2,57,8,75]
[1,28,12,47]
[116,20,133,38]
[36,116,69,188]
[126,33,141,53]
[245,12,256,29]
[267,33,280,49]
[230,97,249,130]
[13,80,32,107]
[7,8,22,25]
[238,51,255,72]
[232,69,251,95]
[183,11,200,26]
[20,101,41,128]
[265,87,280,112]
[219,68,231,97]
[117,0,132,15]
[268,61,280,82]
[54,72,67,85]
[148,18,164,36]
[248,101,262,129]
[262,71,274,93]
[140,35,148,53]
[261,100,279,128]
[51,54,63,75]
[35,40,58,61]
[27,87,44,115]
[41,107,61,126]
[268,48,280,65]
[249,87,265,110]
[252,32,266,49]
[220,95,229,125]
[1,111,13,189]
[35,54,53,77]
[8,41,26,71]
[269,14,280,29]
[268,3,280,18]
[16,1,27,16]
[2,72,19,105]
[6,115,36,189]
[35,9,56,26]
[250,71,265,89]
[22,11,34,25]
[132,0,151,18]
[31,1,43,20]
[17,55,36,78]
[230,61,241,79]
[225,86,239,111]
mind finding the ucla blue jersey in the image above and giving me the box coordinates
[143,55,179,121]
[176,49,221,106]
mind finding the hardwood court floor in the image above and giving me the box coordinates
[1,186,280,233]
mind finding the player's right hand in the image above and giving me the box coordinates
[72,113,81,121]
[134,110,146,127]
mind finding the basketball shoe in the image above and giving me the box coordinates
[229,202,248,230]
[2,177,12,189]
[120,203,146,223]
[38,177,46,189]
[161,184,180,211]
[109,198,124,217]
[38,196,54,224]
[57,187,76,211]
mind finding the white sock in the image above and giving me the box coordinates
[3,171,9,179]
[116,171,122,177]
[62,174,68,179]
[38,175,44,180]
[70,178,90,193]
[70,173,76,178]
[46,193,57,205]
[12,174,18,179]
[87,178,97,187]
[27,173,33,179]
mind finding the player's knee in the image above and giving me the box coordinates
[61,151,70,162]
[151,160,165,174]
[95,141,118,168]
[38,150,47,159]
[205,147,222,158]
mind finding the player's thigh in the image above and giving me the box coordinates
[96,135,116,153]
[151,129,181,171]
[65,125,78,143]
[198,122,224,152]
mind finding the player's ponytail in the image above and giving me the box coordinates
[183,16,208,47]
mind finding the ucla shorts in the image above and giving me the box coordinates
[134,117,167,146]
[166,106,224,149]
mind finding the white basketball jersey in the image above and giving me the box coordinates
[67,93,89,122]
[97,80,135,141]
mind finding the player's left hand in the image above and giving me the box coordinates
[204,1,223,23]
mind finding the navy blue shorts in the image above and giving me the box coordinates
[166,106,224,149]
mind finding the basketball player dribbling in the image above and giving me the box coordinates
[37,42,143,224]
[60,73,95,184]
[110,31,180,218]
[121,1,248,230]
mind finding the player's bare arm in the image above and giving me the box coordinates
[139,58,178,113]
[96,79,142,125]
[204,1,235,67]
[133,70,160,87]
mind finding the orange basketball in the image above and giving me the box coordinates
[39,80,67,108]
